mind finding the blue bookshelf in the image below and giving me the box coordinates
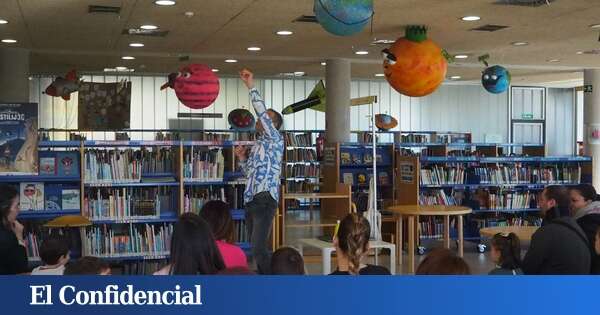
[90,213,178,224]
[420,183,582,190]
[84,181,179,187]
[420,156,592,163]
[0,175,80,183]
[231,209,245,220]
[17,209,81,219]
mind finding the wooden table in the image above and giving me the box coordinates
[387,205,472,274]
[480,226,538,242]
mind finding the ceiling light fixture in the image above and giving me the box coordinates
[276,30,293,36]
[375,73,385,77]
[450,76,462,80]
[115,66,128,71]
[225,59,238,63]
[589,24,600,29]
[212,69,219,72]
[355,50,369,55]
[247,47,261,51]
[576,51,584,55]
[547,59,560,63]
[1,39,17,43]
[294,71,305,76]
[140,24,158,30]
[129,43,144,47]
[0,19,8,25]
[454,54,469,59]
[154,0,176,5]
[321,62,327,66]
[511,41,529,46]
[122,56,135,60]
[461,16,481,21]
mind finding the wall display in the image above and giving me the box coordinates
[228,109,255,131]
[44,70,81,101]
[314,0,373,36]
[78,81,131,130]
[161,64,219,110]
[479,54,511,94]
[375,114,398,131]
[382,26,448,97]
[0,102,38,175]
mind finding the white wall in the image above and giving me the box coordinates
[546,88,576,156]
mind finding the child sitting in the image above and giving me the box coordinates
[416,248,471,275]
[64,256,111,275]
[31,237,69,275]
[330,213,391,275]
[489,233,523,275]
[271,247,305,275]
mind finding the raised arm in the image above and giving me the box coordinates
[240,69,280,139]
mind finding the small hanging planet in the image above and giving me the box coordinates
[482,65,511,94]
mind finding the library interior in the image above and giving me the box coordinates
[1,0,600,276]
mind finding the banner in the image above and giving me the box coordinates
[78,81,131,130]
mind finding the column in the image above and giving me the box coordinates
[325,58,351,143]
[0,47,30,102]
[583,69,600,190]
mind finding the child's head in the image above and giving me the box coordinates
[39,237,69,266]
[271,247,305,275]
[490,232,521,270]
[569,184,597,213]
[416,248,471,275]
[595,226,600,256]
[64,256,111,275]
[334,213,370,275]
[199,200,234,243]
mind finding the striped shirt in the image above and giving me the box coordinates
[239,88,284,203]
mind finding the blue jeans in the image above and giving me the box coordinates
[246,191,277,274]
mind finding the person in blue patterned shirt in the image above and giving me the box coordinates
[235,69,284,274]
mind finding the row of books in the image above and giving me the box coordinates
[480,191,537,210]
[475,166,582,184]
[342,171,390,186]
[340,151,385,165]
[38,151,80,176]
[284,132,313,147]
[286,163,320,178]
[18,183,80,211]
[399,134,431,143]
[113,260,168,275]
[84,149,142,183]
[183,148,225,181]
[473,216,542,229]
[419,190,458,206]
[419,219,446,239]
[140,148,175,174]
[234,220,249,243]
[286,148,317,162]
[356,132,378,144]
[285,181,319,193]
[25,232,41,259]
[82,224,173,257]
[420,166,466,185]
[82,187,175,219]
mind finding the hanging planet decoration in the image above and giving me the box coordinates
[314,0,374,36]
[375,114,398,131]
[228,108,255,131]
[382,26,448,97]
[482,65,511,94]
[162,64,220,110]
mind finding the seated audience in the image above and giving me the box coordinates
[217,267,256,275]
[416,248,470,275]
[64,256,111,275]
[271,247,305,275]
[0,185,29,275]
[522,186,591,274]
[489,233,522,275]
[595,226,600,256]
[199,200,248,268]
[330,213,391,275]
[569,184,600,274]
[31,237,70,275]
[155,213,225,275]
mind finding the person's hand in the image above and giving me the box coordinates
[239,69,255,89]
[12,220,24,242]
[234,145,247,161]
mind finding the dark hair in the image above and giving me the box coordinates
[570,184,598,202]
[266,109,283,130]
[217,267,256,275]
[64,256,110,275]
[39,237,69,265]
[336,213,370,275]
[0,184,19,229]
[491,233,521,270]
[199,200,234,243]
[170,213,226,275]
[416,248,471,275]
[271,247,305,275]
[543,185,570,216]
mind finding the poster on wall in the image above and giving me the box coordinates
[399,161,415,184]
[78,81,131,130]
[0,102,38,175]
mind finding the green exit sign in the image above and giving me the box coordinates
[522,113,534,120]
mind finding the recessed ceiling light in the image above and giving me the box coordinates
[355,50,369,55]
[450,76,462,80]
[225,59,238,63]
[1,39,17,43]
[461,16,481,21]
[294,71,305,76]
[115,66,128,71]
[140,24,158,30]
[276,30,293,36]
[212,69,219,72]
[576,51,584,55]
[320,62,326,66]
[247,47,261,51]
[104,68,116,72]
[154,0,176,5]
[374,73,385,77]
[547,59,560,63]
[511,41,529,46]
[122,56,135,60]
[454,54,469,59]
[129,43,144,47]
[589,24,600,29]
[0,19,8,25]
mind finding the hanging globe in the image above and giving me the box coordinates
[481,65,511,94]
[314,0,373,36]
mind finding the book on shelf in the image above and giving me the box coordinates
[285,163,320,178]
[114,260,169,275]
[44,184,62,211]
[342,173,354,185]
[351,152,362,164]
[476,190,537,210]
[400,134,430,143]
[379,171,390,185]
[183,186,228,214]
[82,223,173,257]
[233,220,249,243]
[340,152,351,165]
[25,231,40,259]
[474,165,582,185]
[38,151,57,176]
[57,151,80,177]
[84,149,142,183]
[20,182,44,211]
[284,132,313,147]
[285,180,319,193]
[286,148,317,162]
[62,189,80,210]
[183,148,224,181]
[419,217,444,239]
[83,187,174,220]
[141,148,175,174]
[419,189,459,206]
[420,166,466,185]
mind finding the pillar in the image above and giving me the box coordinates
[325,58,351,143]
[0,48,30,102]
[583,69,600,191]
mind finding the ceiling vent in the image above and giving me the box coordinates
[294,15,318,23]
[88,5,121,14]
[494,0,556,7]
[470,24,510,32]
[583,49,600,55]
[122,28,169,37]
